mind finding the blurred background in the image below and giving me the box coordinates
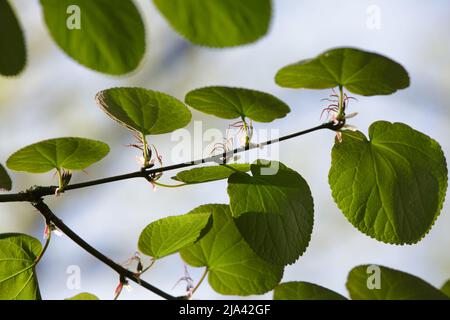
[1,0,449,299]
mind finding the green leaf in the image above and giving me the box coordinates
[40,0,145,75]
[153,0,271,47]
[441,280,450,297]
[6,137,110,174]
[0,163,12,191]
[173,164,251,184]
[180,204,283,296]
[275,47,410,96]
[0,0,26,76]
[329,121,448,244]
[0,233,42,300]
[227,160,314,265]
[347,265,449,300]
[185,87,290,122]
[274,281,347,300]
[65,292,99,300]
[138,212,212,259]
[96,87,192,135]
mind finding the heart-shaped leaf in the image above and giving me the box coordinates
[65,292,99,300]
[275,47,410,96]
[153,0,271,47]
[347,265,449,300]
[185,87,290,122]
[40,0,145,75]
[329,121,447,244]
[0,233,42,300]
[6,137,109,173]
[138,212,212,259]
[441,280,450,297]
[0,164,12,191]
[180,204,283,296]
[96,87,192,135]
[227,160,314,266]
[274,281,347,300]
[0,0,26,76]
[173,164,251,184]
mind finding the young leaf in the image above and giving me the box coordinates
[0,163,12,191]
[180,204,283,296]
[0,0,26,76]
[0,233,42,300]
[274,281,347,300]
[138,212,212,259]
[185,87,290,122]
[96,87,191,135]
[40,0,145,75]
[173,164,251,184]
[65,292,99,300]
[153,0,271,47]
[227,160,314,265]
[6,137,109,173]
[275,47,410,96]
[329,121,448,244]
[441,280,450,297]
[347,265,449,300]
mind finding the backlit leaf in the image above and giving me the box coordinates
[185,86,290,122]
[40,0,145,75]
[0,0,26,76]
[65,292,99,300]
[347,265,449,300]
[228,160,314,265]
[138,212,212,259]
[173,164,251,184]
[441,280,450,298]
[180,204,283,296]
[329,121,447,244]
[0,233,42,300]
[276,47,409,96]
[153,0,271,47]
[274,281,347,300]
[7,137,109,173]
[96,87,191,135]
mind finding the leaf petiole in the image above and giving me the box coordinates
[192,267,208,296]
[153,181,187,188]
[34,229,51,265]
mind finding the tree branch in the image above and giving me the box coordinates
[31,200,179,300]
[0,121,340,202]
[0,121,343,300]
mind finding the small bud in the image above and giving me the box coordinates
[61,170,72,187]
[345,112,359,119]
[43,224,50,239]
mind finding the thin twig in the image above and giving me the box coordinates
[31,200,179,300]
[0,121,341,203]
